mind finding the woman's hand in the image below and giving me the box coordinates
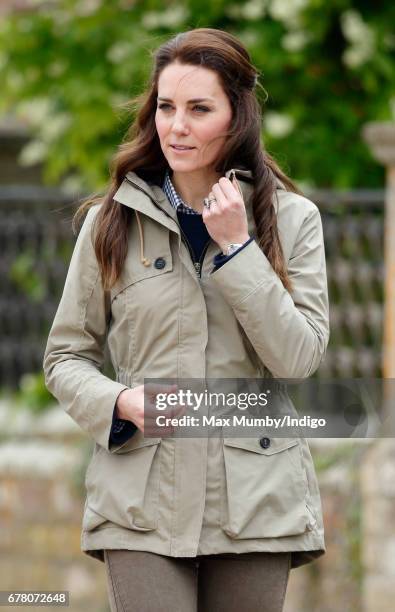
[202,175,250,253]
[115,383,184,436]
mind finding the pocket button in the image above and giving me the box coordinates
[154,257,166,269]
[259,436,271,449]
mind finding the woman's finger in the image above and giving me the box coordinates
[217,176,244,204]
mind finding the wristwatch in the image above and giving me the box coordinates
[223,243,245,256]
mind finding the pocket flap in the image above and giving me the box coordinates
[223,436,299,455]
[110,217,173,301]
[113,431,162,454]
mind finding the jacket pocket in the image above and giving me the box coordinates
[83,434,162,532]
[110,222,173,304]
[221,436,316,539]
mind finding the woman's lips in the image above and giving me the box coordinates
[170,145,195,152]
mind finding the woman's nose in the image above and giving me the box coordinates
[171,113,189,134]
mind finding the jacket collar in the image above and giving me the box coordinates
[115,168,253,215]
[113,167,286,235]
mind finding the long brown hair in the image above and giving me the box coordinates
[73,27,303,292]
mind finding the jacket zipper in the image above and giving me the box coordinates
[193,240,211,278]
[178,225,197,270]
[124,176,210,278]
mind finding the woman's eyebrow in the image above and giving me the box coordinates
[157,96,214,103]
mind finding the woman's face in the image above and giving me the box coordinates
[155,62,233,174]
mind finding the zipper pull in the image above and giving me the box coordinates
[194,262,201,276]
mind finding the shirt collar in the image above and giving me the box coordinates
[162,168,201,215]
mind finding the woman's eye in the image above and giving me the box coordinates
[157,103,210,113]
[194,105,210,113]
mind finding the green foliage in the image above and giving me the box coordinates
[9,249,47,302]
[311,442,364,595]
[13,370,54,414]
[0,0,394,190]
[312,440,360,473]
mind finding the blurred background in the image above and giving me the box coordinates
[0,1,394,611]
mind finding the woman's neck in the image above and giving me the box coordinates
[170,168,222,214]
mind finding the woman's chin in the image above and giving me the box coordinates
[167,160,209,173]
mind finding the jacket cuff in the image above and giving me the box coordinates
[97,383,132,453]
[210,239,274,304]
[109,421,138,447]
[108,389,138,451]
[211,237,254,272]
[111,403,127,433]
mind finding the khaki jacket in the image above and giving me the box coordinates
[43,167,330,569]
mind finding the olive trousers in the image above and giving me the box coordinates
[104,549,291,612]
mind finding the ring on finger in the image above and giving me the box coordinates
[203,195,217,210]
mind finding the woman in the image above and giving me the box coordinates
[43,28,330,612]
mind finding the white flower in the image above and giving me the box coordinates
[74,0,102,17]
[340,10,375,68]
[18,139,48,165]
[237,30,260,48]
[264,111,295,138]
[241,0,268,21]
[16,98,52,128]
[142,6,189,30]
[107,42,134,64]
[40,112,72,143]
[60,174,85,195]
[282,30,311,52]
[268,0,309,27]
[14,98,71,166]
[52,10,72,26]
